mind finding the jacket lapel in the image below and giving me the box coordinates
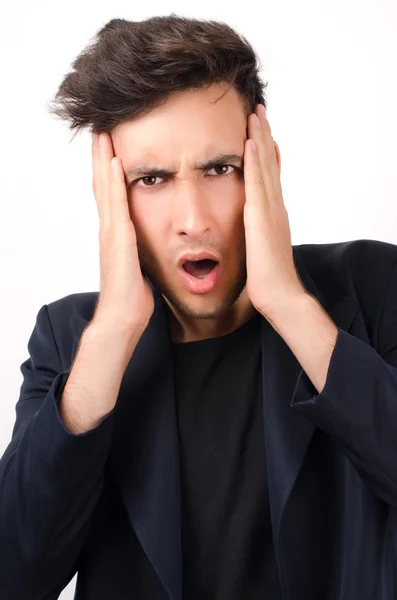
[262,245,360,570]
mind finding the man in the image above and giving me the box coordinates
[1,14,397,600]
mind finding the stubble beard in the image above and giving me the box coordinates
[137,238,247,320]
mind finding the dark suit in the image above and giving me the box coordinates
[1,238,397,600]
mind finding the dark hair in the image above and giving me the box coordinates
[48,14,268,139]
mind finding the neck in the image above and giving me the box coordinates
[165,288,258,343]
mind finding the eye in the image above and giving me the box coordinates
[207,164,236,177]
[136,176,165,188]
[133,164,238,188]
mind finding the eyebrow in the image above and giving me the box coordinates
[124,153,244,181]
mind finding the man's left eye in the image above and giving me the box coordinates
[207,164,235,176]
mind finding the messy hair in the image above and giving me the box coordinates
[48,14,268,138]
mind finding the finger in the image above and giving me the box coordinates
[248,111,280,204]
[91,132,102,219]
[109,156,134,226]
[249,111,272,176]
[98,132,114,228]
[255,107,280,179]
[243,135,267,208]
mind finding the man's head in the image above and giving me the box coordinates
[49,15,268,324]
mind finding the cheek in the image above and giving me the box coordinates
[127,192,153,228]
[127,193,169,252]
[212,179,246,224]
[127,196,151,241]
[213,181,247,248]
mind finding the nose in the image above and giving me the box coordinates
[171,178,211,239]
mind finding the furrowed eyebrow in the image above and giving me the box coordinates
[125,153,244,181]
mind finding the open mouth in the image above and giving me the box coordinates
[182,258,218,279]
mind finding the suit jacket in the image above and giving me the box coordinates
[1,238,397,600]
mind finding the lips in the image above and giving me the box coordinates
[182,258,217,279]
[177,251,221,294]
[177,251,220,269]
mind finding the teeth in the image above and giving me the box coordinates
[196,275,206,279]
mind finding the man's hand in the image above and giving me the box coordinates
[243,107,338,393]
[59,132,156,434]
[243,104,308,316]
[92,131,154,332]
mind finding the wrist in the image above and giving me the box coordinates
[88,316,146,347]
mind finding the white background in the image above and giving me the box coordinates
[1,0,396,597]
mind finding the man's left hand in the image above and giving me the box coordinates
[243,103,308,316]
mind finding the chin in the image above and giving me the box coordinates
[168,282,246,320]
[181,298,228,320]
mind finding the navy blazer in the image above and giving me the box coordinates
[1,238,397,600]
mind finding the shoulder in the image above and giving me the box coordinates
[295,238,397,300]
[295,239,397,348]
[296,237,397,269]
[43,292,99,368]
[46,291,99,326]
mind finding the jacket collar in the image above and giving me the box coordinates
[69,245,359,600]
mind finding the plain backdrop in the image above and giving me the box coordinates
[1,0,396,597]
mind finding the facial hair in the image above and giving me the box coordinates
[136,235,247,320]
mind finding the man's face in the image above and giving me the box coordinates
[111,83,248,320]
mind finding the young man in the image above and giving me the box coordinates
[1,15,397,600]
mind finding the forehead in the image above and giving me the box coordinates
[111,84,247,161]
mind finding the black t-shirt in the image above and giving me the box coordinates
[172,313,283,599]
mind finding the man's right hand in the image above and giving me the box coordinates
[59,132,155,434]
[91,131,154,333]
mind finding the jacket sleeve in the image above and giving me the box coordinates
[290,256,397,509]
[0,304,116,600]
